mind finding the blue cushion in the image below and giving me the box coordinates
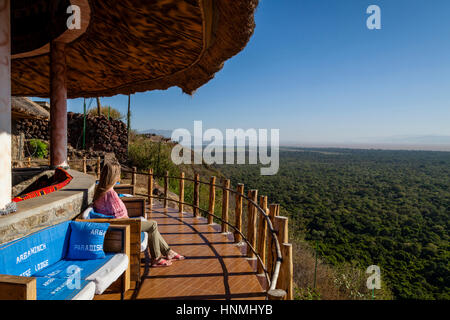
[89,210,115,219]
[66,221,109,260]
[34,254,115,280]
[95,181,120,185]
[0,221,71,277]
[36,277,92,300]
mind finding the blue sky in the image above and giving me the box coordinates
[37,0,450,145]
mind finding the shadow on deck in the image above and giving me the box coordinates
[96,205,267,300]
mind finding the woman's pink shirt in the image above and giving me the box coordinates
[93,189,129,219]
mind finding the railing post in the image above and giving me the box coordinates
[246,189,258,258]
[234,184,244,243]
[179,172,185,214]
[267,204,279,278]
[148,168,153,214]
[221,179,230,233]
[193,173,200,218]
[131,166,137,187]
[82,156,87,174]
[257,196,268,275]
[280,243,294,300]
[274,216,288,244]
[274,215,292,300]
[164,170,169,208]
[267,289,287,300]
[208,176,216,224]
[97,157,101,179]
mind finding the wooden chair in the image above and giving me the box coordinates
[121,196,146,218]
[77,198,147,289]
[114,184,135,196]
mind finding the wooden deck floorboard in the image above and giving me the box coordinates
[95,205,266,300]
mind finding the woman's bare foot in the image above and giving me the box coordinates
[166,250,185,261]
[151,257,172,267]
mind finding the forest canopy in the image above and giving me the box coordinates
[214,148,450,299]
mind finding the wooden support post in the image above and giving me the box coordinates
[49,41,68,168]
[274,216,289,244]
[179,172,185,213]
[0,275,37,300]
[259,195,267,209]
[257,197,268,275]
[267,204,278,278]
[234,184,244,243]
[279,243,294,300]
[221,179,230,233]
[208,176,216,224]
[246,190,258,258]
[27,157,31,168]
[96,157,101,179]
[193,173,200,218]
[163,171,169,208]
[82,156,87,174]
[267,289,287,300]
[131,166,137,187]
[148,168,153,214]
[271,214,292,300]
[0,0,11,210]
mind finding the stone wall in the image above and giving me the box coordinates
[13,112,129,163]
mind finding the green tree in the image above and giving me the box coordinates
[88,106,124,121]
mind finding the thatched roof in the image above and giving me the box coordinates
[11,97,50,120]
[11,0,258,98]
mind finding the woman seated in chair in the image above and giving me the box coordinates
[93,162,184,267]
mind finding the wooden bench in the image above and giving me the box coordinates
[77,217,143,289]
[0,224,130,300]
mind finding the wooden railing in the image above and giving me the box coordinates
[13,156,103,178]
[123,167,294,300]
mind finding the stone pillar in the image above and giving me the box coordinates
[50,41,68,168]
[0,0,11,210]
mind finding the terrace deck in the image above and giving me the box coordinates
[95,205,267,300]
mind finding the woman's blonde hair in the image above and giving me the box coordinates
[93,162,121,202]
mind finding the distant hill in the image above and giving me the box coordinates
[139,129,173,139]
[282,135,450,152]
[379,135,450,145]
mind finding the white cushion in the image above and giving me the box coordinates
[71,281,96,300]
[85,253,129,295]
[81,207,93,219]
[141,232,148,252]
